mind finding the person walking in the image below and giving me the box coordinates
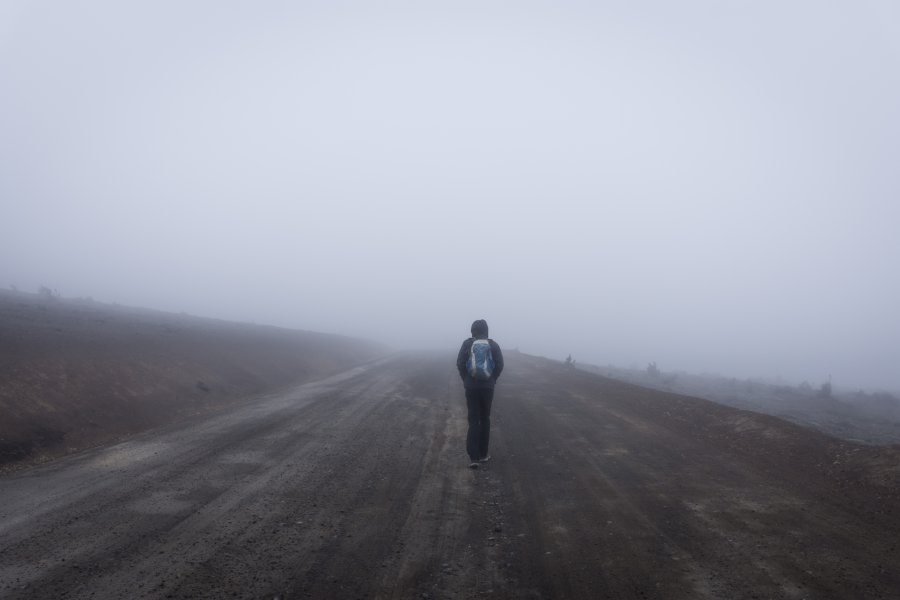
[456,319,504,469]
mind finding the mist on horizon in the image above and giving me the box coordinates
[2,1,899,391]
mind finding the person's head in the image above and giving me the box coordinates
[470,319,489,339]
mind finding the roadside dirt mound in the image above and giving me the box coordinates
[0,290,384,470]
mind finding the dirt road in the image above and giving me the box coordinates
[2,353,899,599]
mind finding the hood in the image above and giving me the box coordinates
[470,319,489,339]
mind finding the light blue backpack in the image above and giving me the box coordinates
[466,339,495,380]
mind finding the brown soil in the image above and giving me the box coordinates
[1,351,899,599]
[0,290,383,470]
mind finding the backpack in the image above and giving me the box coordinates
[466,339,495,380]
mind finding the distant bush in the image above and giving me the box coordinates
[38,285,60,301]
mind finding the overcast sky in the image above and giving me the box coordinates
[2,1,898,390]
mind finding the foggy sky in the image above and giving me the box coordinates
[2,1,899,390]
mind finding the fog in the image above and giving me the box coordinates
[2,1,899,390]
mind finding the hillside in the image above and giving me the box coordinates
[586,363,900,445]
[0,290,384,470]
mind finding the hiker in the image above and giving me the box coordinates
[456,319,504,469]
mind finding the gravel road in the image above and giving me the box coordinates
[2,352,899,599]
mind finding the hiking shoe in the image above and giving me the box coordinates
[468,461,480,469]
[479,455,492,463]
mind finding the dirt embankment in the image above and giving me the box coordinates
[0,290,384,470]
[591,364,900,445]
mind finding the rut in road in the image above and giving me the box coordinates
[1,352,899,599]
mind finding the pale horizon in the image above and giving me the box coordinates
[2,1,898,391]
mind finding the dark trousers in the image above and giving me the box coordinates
[465,387,494,461]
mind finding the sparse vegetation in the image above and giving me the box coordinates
[37,285,60,300]
[581,362,900,444]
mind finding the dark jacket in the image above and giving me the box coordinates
[457,336,504,390]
